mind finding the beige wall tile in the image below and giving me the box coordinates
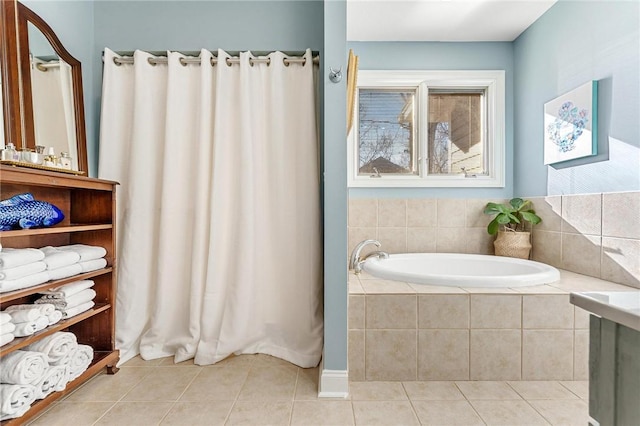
[378,227,407,253]
[602,191,640,239]
[465,198,493,228]
[349,295,365,329]
[366,295,417,329]
[349,381,407,400]
[437,199,466,228]
[379,199,407,227]
[601,237,640,288]
[412,400,484,425]
[290,401,354,426]
[463,228,494,255]
[352,401,420,425]
[365,330,417,381]
[436,228,467,253]
[522,330,573,380]
[530,196,562,232]
[561,234,602,278]
[348,330,365,382]
[522,295,573,329]
[562,193,602,235]
[531,230,562,268]
[470,330,521,380]
[407,228,437,253]
[574,307,590,329]
[574,330,589,381]
[470,400,548,425]
[418,295,469,329]
[418,330,469,380]
[407,199,437,227]
[470,295,521,329]
[348,227,378,260]
[349,198,378,228]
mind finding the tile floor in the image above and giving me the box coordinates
[28,354,589,425]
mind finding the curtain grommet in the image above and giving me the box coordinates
[147,57,157,66]
[225,57,232,67]
[113,57,122,66]
[178,57,188,67]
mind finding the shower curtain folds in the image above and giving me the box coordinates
[98,48,323,368]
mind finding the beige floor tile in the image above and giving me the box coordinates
[559,381,589,399]
[290,401,355,425]
[28,402,115,426]
[470,400,549,425]
[455,381,522,400]
[160,401,234,425]
[94,401,174,425]
[507,381,579,400]
[180,366,249,401]
[349,381,407,400]
[295,367,322,400]
[64,367,153,402]
[121,355,165,367]
[211,354,257,368]
[253,354,300,371]
[402,381,465,400]
[226,400,292,425]
[158,356,198,367]
[529,400,588,426]
[122,367,200,401]
[237,366,297,400]
[352,401,419,425]
[412,400,484,425]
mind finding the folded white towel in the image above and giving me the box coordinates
[5,303,55,317]
[57,244,107,262]
[39,280,94,299]
[47,263,83,281]
[60,301,95,319]
[12,321,38,337]
[0,321,16,335]
[0,333,15,347]
[0,248,45,270]
[40,247,80,270]
[0,384,37,421]
[47,310,63,325]
[0,312,11,324]
[79,258,108,273]
[0,261,47,281]
[34,365,68,399]
[0,350,48,385]
[5,308,40,323]
[37,289,96,310]
[33,315,48,332]
[26,332,78,366]
[0,271,50,293]
[67,344,93,382]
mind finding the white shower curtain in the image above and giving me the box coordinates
[98,48,322,368]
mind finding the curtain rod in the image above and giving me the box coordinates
[103,50,320,67]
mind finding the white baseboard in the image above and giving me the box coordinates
[318,360,349,398]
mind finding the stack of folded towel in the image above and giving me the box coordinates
[2,303,61,338]
[0,312,15,347]
[36,280,96,319]
[41,245,107,280]
[0,248,48,293]
[25,332,93,384]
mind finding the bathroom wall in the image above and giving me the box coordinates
[514,0,640,196]
[347,41,514,200]
[348,190,640,289]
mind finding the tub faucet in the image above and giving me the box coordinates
[349,239,389,274]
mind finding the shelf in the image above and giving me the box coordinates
[0,267,113,303]
[0,349,120,425]
[0,223,112,238]
[0,164,118,190]
[0,303,111,354]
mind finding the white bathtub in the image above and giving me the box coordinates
[362,253,560,287]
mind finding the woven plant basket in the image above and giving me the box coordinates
[493,231,531,259]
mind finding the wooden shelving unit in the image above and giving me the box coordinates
[0,165,119,424]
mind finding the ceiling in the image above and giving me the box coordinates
[347,0,558,42]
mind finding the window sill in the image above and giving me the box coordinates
[348,175,505,188]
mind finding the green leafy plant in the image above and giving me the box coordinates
[483,198,541,235]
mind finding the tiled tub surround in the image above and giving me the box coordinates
[348,269,634,382]
[348,191,640,288]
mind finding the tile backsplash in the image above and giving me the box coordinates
[348,191,640,288]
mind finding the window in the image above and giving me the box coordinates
[348,70,505,187]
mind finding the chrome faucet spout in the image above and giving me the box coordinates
[349,239,387,274]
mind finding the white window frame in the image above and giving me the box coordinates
[348,70,505,188]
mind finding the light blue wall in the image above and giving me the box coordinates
[514,0,640,196]
[347,41,515,199]
[21,0,96,175]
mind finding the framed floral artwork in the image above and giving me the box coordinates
[543,81,598,165]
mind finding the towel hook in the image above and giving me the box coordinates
[329,66,342,83]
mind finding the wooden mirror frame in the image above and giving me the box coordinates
[1,1,22,147]
[13,2,88,172]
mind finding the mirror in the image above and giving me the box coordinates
[15,2,87,172]
[1,1,22,150]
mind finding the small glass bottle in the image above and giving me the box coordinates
[44,147,57,167]
[1,143,19,161]
[59,152,72,170]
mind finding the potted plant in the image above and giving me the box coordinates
[483,198,541,259]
